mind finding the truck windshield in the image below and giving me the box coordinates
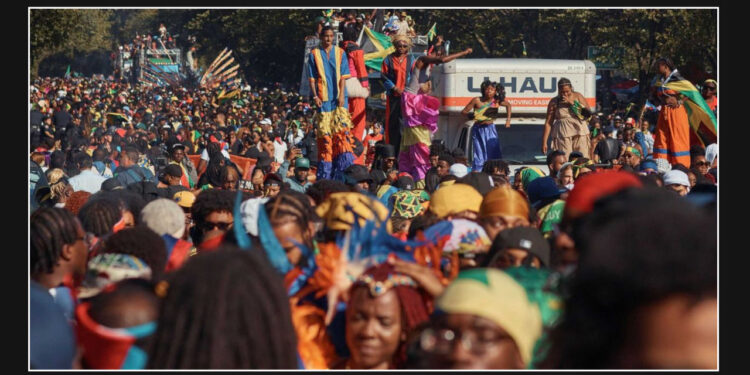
[495,124,547,164]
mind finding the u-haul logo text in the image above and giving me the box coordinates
[467,76,559,94]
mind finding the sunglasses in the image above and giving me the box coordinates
[704,86,716,90]
[694,161,710,167]
[201,221,232,231]
[395,43,409,48]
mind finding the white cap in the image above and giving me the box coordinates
[260,118,272,125]
[705,143,718,166]
[140,199,186,239]
[663,170,690,187]
[449,163,469,178]
[240,197,270,237]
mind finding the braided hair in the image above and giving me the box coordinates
[31,207,80,275]
[77,198,122,236]
[147,247,298,369]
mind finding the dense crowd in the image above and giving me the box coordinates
[30,16,717,370]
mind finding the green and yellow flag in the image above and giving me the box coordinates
[658,72,717,147]
[426,23,437,42]
[361,27,395,71]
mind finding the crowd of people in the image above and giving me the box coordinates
[30,14,717,370]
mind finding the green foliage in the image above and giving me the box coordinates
[31,9,113,78]
[30,9,716,90]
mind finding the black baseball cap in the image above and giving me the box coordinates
[484,227,551,267]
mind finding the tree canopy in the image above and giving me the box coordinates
[30,8,716,90]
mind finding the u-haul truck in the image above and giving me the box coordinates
[430,58,597,174]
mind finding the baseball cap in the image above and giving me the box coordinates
[173,191,196,209]
[525,177,566,209]
[162,164,183,178]
[449,163,469,178]
[486,226,551,267]
[663,170,690,187]
[294,157,310,170]
[344,165,373,185]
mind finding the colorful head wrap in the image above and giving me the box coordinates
[78,254,152,299]
[315,192,390,232]
[429,183,483,219]
[520,167,545,191]
[623,146,641,158]
[390,189,430,219]
[423,219,492,255]
[480,186,529,220]
[435,268,543,366]
[570,158,595,179]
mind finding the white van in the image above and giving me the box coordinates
[430,58,597,175]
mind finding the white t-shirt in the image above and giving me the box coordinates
[273,139,288,163]
[201,148,231,161]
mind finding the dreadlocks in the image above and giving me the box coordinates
[147,247,298,369]
[30,207,80,275]
[77,198,122,236]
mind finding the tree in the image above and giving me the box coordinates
[30,9,113,78]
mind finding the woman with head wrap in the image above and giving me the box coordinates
[335,262,433,369]
[388,189,430,240]
[570,157,596,180]
[479,186,531,241]
[415,268,553,369]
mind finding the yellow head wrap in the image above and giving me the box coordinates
[480,186,530,220]
[315,192,389,232]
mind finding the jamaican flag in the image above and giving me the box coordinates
[106,112,130,126]
[659,71,717,147]
[361,27,394,71]
[426,23,437,42]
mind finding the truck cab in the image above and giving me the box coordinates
[431,58,597,176]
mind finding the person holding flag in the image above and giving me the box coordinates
[649,57,717,168]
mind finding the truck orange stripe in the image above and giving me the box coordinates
[441,97,596,108]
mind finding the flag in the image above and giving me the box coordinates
[361,27,395,71]
[659,72,717,147]
[106,112,130,126]
[64,65,71,79]
[426,23,437,42]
